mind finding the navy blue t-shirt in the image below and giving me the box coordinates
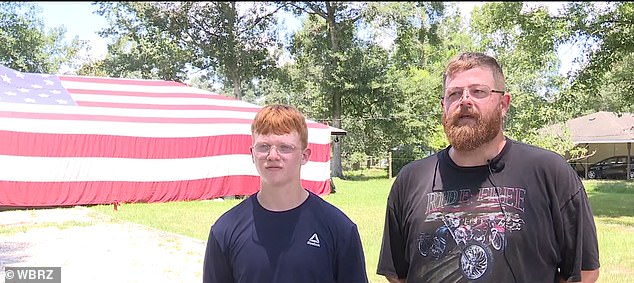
[203,191,368,283]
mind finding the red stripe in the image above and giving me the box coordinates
[0,131,331,162]
[75,101,262,112]
[0,178,331,206]
[0,111,331,129]
[66,88,237,100]
[58,75,186,86]
[0,111,254,124]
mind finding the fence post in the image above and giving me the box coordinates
[388,151,393,179]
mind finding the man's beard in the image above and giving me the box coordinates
[442,105,503,151]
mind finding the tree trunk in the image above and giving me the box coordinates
[233,77,242,100]
[326,2,344,178]
[331,92,344,178]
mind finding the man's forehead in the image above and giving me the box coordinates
[445,67,495,87]
[253,132,299,140]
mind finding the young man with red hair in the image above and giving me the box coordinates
[204,104,368,283]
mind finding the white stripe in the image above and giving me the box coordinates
[0,117,333,144]
[0,102,259,119]
[0,154,330,182]
[70,93,261,108]
[60,80,214,95]
[0,103,330,130]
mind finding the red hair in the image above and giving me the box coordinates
[251,104,308,149]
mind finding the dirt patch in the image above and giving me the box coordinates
[0,206,206,283]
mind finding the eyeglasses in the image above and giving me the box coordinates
[443,85,505,105]
[252,143,298,155]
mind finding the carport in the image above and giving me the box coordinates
[560,111,634,180]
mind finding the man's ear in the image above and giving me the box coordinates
[301,148,312,165]
[500,92,511,117]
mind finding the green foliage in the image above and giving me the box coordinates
[94,2,279,96]
[94,2,195,81]
[0,2,82,73]
[529,124,587,161]
[342,151,368,171]
[469,2,575,145]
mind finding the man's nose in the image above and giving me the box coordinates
[266,146,281,159]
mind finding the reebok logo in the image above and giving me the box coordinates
[307,233,320,247]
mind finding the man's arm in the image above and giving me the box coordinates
[560,269,600,283]
[385,275,406,283]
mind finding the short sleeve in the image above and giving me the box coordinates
[203,228,234,283]
[377,178,408,279]
[558,182,600,281]
[336,224,369,283]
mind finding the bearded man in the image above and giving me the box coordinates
[377,52,600,283]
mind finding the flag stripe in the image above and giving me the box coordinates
[0,178,331,206]
[75,101,263,111]
[67,93,265,107]
[58,75,187,86]
[67,88,237,100]
[0,131,332,161]
[0,111,324,128]
[0,110,261,124]
[0,154,330,182]
[0,102,327,127]
[0,117,333,142]
[0,102,260,118]
[61,80,213,95]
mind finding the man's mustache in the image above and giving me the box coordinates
[450,108,480,125]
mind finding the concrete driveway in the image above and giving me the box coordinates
[0,206,205,283]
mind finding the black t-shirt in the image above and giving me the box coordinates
[203,191,368,283]
[377,138,600,283]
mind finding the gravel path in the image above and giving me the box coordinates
[0,206,206,283]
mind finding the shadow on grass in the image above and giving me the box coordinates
[341,172,390,181]
[0,205,76,212]
[336,168,392,181]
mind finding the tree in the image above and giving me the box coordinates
[469,2,571,148]
[561,2,634,113]
[0,2,82,73]
[282,2,367,178]
[95,2,281,99]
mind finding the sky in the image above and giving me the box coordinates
[33,2,580,75]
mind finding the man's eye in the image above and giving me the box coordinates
[279,145,295,153]
[447,91,461,99]
[471,86,490,97]
[256,145,270,151]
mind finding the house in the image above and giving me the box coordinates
[545,111,634,178]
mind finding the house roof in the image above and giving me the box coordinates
[546,111,634,144]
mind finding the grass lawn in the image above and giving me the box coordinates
[91,169,634,283]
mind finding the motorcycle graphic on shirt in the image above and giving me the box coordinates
[418,187,526,281]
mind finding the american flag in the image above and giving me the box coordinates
[0,65,334,207]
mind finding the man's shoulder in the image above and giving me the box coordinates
[508,139,566,161]
[506,139,574,175]
[306,192,356,226]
